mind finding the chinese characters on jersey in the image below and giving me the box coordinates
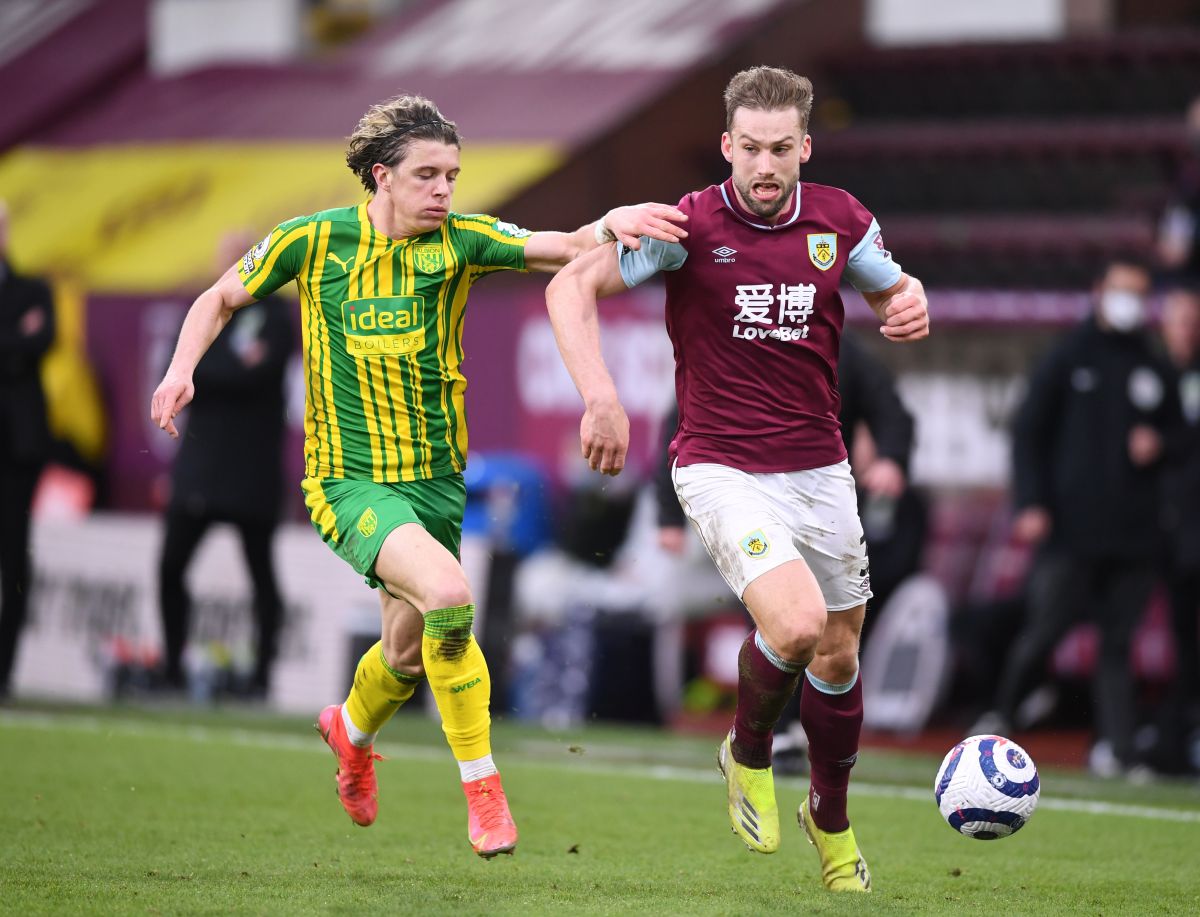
[732,282,816,343]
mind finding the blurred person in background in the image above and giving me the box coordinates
[974,259,1179,778]
[1157,95,1200,283]
[151,93,687,858]
[1150,285,1200,774]
[157,231,294,699]
[0,201,56,700]
[547,66,929,892]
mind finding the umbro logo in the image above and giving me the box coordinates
[712,246,737,262]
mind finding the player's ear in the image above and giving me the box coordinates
[721,131,734,164]
[799,133,812,164]
[371,162,391,194]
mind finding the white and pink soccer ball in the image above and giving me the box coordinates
[934,735,1040,839]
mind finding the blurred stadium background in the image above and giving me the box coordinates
[2,0,1199,775]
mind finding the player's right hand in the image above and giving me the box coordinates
[150,373,195,439]
[580,398,630,476]
[880,290,929,341]
[604,203,688,250]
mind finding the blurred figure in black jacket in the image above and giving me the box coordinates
[158,232,294,697]
[1152,285,1200,773]
[975,259,1179,777]
[0,201,55,699]
[1157,96,1200,284]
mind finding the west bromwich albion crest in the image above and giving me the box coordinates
[807,233,837,271]
[414,243,445,273]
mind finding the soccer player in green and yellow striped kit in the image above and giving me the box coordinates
[150,95,687,858]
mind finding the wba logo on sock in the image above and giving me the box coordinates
[451,677,483,694]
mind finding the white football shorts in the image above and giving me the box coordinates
[671,459,872,611]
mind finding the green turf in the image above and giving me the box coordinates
[2,705,1198,915]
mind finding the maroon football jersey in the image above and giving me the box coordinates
[625,178,899,473]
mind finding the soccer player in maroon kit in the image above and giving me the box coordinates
[545,67,929,892]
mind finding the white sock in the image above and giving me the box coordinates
[341,704,376,747]
[458,754,498,783]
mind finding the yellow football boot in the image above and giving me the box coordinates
[797,796,871,892]
[716,734,779,854]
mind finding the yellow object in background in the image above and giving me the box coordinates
[41,277,106,465]
[0,142,561,294]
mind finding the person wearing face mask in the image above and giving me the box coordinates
[972,258,1180,778]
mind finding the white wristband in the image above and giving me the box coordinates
[593,217,617,245]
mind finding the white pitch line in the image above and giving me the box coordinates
[3,711,1199,824]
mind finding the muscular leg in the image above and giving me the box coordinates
[339,590,425,746]
[372,521,517,856]
[733,558,827,768]
[801,603,865,833]
[157,509,210,687]
[373,523,493,764]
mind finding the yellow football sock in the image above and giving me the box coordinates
[344,641,422,736]
[421,604,492,761]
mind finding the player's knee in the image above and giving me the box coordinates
[421,574,473,614]
[774,617,824,665]
[814,647,860,685]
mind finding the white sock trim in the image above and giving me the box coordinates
[341,704,376,747]
[754,630,805,673]
[459,754,498,783]
[804,667,859,695]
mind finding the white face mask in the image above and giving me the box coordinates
[1099,290,1146,332]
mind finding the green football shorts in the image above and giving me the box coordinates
[300,474,466,589]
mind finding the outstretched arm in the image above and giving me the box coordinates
[150,264,256,437]
[524,202,687,272]
[544,243,634,475]
[861,272,929,342]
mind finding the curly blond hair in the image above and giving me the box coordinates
[345,95,461,192]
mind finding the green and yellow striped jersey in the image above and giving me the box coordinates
[238,202,530,482]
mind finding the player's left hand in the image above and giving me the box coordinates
[604,203,688,250]
[880,290,929,342]
[580,398,630,476]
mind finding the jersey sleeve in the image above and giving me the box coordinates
[617,236,689,287]
[450,214,531,271]
[844,216,902,293]
[238,218,312,299]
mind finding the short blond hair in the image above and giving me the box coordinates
[723,66,814,132]
[345,94,460,192]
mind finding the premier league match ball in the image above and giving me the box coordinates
[934,735,1040,839]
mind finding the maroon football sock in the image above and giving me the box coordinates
[730,631,802,770]
[800,671,863,833]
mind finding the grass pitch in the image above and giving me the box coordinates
[2,704,1198,915]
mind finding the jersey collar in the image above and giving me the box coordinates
[719,178,802,231]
